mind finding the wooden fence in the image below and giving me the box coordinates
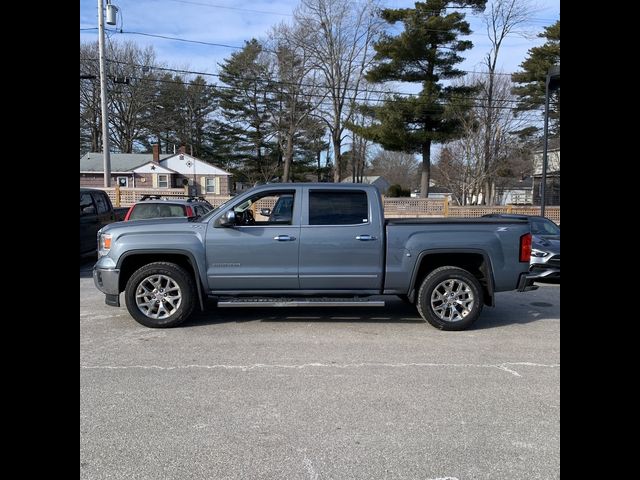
[97,187,560,224]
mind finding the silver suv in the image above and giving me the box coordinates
[124,195,213,221]
[482,214,560,278]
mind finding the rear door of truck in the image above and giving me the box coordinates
[298,187,384,290]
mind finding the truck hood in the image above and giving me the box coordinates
[101,217,195,234]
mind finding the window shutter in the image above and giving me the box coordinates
[214,177,220,194]
[200,176,206,194]
[152,174,158,188]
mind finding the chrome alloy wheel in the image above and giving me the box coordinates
[135,274,182,320]
[430,279,475,323]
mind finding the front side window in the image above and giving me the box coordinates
[309,190,368,225]
[230,190,296,226]
[80,192,94,216]
[158,174,168,188]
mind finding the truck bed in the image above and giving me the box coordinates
[385,217,529,225]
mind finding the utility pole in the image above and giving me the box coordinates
[98,0,112,187]
[540,65,560,216]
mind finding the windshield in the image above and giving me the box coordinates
[530,218,560,235]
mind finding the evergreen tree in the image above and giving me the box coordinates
[218,39,279,184]
[511,20,560,135]
[356,1,487,197]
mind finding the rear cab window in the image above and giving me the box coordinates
[91,192,110,214]
[128,203,186,220]
[308,190,369,225]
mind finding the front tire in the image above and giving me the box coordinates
[124,262,195,328]
[416,266,483,331]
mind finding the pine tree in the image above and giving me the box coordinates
[511,20,560,135]
[218,39,279,184]
[355,1,487,197]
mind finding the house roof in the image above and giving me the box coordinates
[132,161,178,174]
[80,152,231,176]
[80,153,154,172]
[533,137,560,153]
[428,186,453,194]
[160,153,231,176]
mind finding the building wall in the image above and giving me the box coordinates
[133,173,153,187]
[80,173,133,187]
[81,172,231,194]
[533,149,560,175]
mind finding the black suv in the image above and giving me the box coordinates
[123,195,214,221]
[80,188,119,257]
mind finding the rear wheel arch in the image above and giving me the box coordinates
[416,266,484,330]
[408,250,494,307]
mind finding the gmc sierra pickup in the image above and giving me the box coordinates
[93,183,544,331]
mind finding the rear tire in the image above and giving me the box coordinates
[416,266,483,331]
[124,262,195,328]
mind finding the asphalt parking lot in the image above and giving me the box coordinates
[80,260,559,480]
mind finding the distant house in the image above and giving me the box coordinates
[531,139,560,205]
[494,177,533,205]
[426,186,453,201]
[80,146,232,195]
[341,176,391,194]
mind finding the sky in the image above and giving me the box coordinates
[80,0,560,84]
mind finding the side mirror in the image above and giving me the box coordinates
[260,208,271,217]
[218,210,236,227]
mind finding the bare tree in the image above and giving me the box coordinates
[368,150,419,190]
[80,42,102,155]
[105,41,161,153]
[480,0,535,204]
[293,0,382,182]
[442,73,532,205]
[267,22,324,182]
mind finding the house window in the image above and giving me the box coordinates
[158,174,168,188]
[206,177,216,194]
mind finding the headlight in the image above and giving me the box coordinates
[98,233,112,258]
[530,248,549,258]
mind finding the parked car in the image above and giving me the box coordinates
[259,194,294,224]
[80,187,121,258]
[123,195,213,221]
[482,214,560,278]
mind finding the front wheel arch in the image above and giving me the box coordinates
[124,261,196,328]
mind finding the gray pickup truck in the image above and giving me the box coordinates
[93,183,542,331]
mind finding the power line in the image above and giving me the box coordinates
[80,27,542,77]
[82,55,531,105]
[162,0,293,17]
[101,70,544,113]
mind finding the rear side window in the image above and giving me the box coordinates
[92,192,110,214]
[309,190,368,225]
[128,203,186,220]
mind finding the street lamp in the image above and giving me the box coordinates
[540,65,560,216]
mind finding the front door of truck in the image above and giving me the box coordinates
[205,189,301,291]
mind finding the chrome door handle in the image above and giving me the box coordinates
[355,235,377,241]
[273,235,296,241]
